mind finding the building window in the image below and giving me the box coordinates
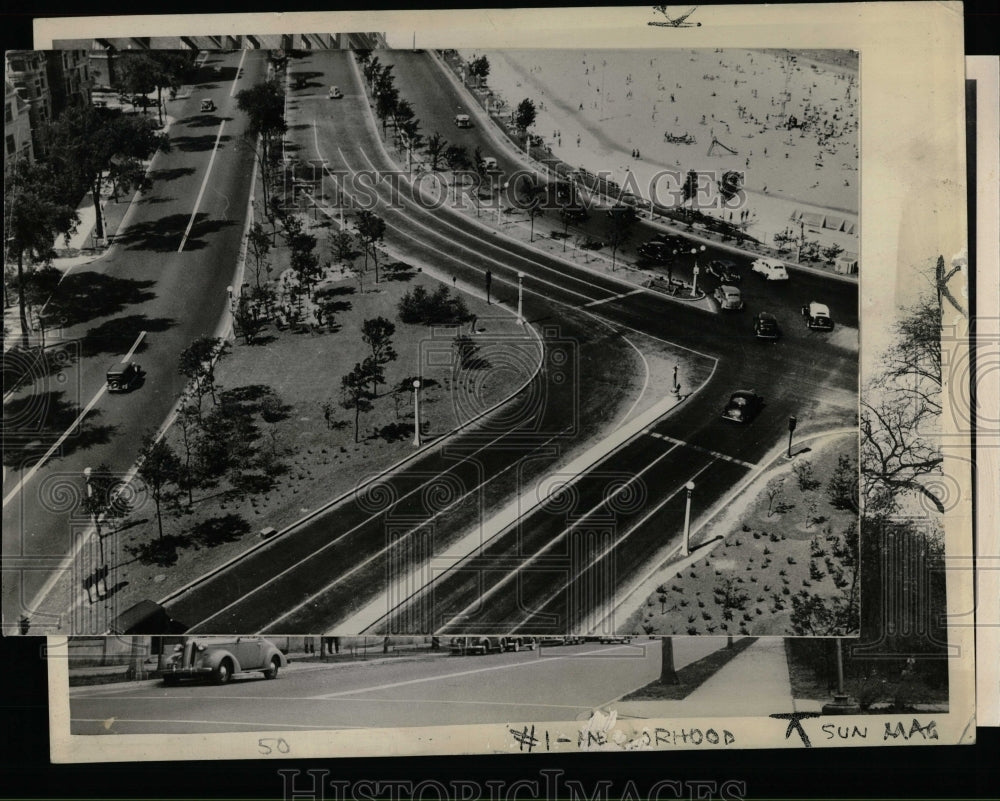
[6,134,16,156]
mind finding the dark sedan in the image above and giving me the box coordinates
[705,258,742,283]
[721,390,764,423]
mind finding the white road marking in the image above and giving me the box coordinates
[440,443,683,629]
[645,430,757,469]
[582,288,647,307]
[229,48,248,97]
[177,120,227,252]
[121,330,146,362]
[510,460,718,633]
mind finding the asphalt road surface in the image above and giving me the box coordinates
[2,51,266,635]
[69,638,730,735]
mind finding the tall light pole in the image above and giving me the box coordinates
[516,272,525,324]
[690,245,706,295]
[412,379,422,447]
[682,481,695,557]
[787,415,797,458]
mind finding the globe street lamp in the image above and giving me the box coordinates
[412,379,422,447]
[682,480,695,557]
[689,245,706,295]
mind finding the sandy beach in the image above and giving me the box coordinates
[463,48,858,252]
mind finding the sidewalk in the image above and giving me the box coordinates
[613,637,800,717]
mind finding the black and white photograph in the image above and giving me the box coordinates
[4,34,866,640]
[2,2,977,764]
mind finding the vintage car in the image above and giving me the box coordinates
[454,113,472,128]
[753,311,781,341]
[750,257,789,281]
[721,390,764,424]
[713,285,744,311]
[499,636,537,652]
[705,259,742,283]
[598,634,633,644]
[480,156,501,174]
[802,301,835,330]
[449,635,501,655]
[637,241,677,264]
[159,636,287,685]
[328,85,343,99]
[106,360,143,393]
[200,98,215,112]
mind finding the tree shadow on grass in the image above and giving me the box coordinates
[126,534,188,567]
[79,315,175,358]
[2,392,115,467]
[188,513,251,549]
[373,422,414,443]
[218,384,293,423]
[384,262,416,282]
[44,271,157,328]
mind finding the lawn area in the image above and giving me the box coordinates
[623,431,859,636]
[105,263,539,611]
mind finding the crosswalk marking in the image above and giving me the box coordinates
[645,430,757,469]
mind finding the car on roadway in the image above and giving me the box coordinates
[713,285,744,311]
[454,113,472,128]
[559,204,590,224]
[159,636,287,685]
[801,301,835,330]
[200,98,215,113]
[705,259,742,283]
[106,360,143,393]
[750,257,789,281]
[328,86,343,99]
[500,636,537,652]
[598,634,633,644]
[480,156,501,174]
[449,635,502,655]
[753,311,781,341]
[637,240,677,264]
[721,390,764,424]
[647,232,686,250]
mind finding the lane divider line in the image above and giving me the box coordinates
[178,120,226,252]
[582,288,646,308]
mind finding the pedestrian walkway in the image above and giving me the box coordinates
[613,638,798,718]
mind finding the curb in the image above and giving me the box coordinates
[602,426,859,633]
[428,50,858,286]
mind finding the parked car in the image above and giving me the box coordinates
[199,98,215,113]
[454,113,472,128]
[500,636,537,652]
[106,360,142,393]
[559,204,590,224]
[480,156,501,173]
[801,301,835,330]
[753,311,781,341]
[328,86,343,99]
[647,233,686,250]
[598,634,633,644]
[721,390,764,423]
[750,257,789,281]
[449,636,501,655]
[159,636,287,685]
[637,241,677,264]
[713,285,744,310]
[705,259,742,283]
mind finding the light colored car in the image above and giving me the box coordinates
[159,636,287,685]
[500,636,537,652]
[713,285,744,310]
[328,86,343,99]
[750,257,789,281]
[802,301,834,330]
[449,635,501,655]
[480,156,500,173]
[454,114,472,128]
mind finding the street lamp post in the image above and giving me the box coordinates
[516,272,525,324]
[690,245,706,296]
[682,481,695,557]
[412,379,421,447]
[787,415,797,458]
